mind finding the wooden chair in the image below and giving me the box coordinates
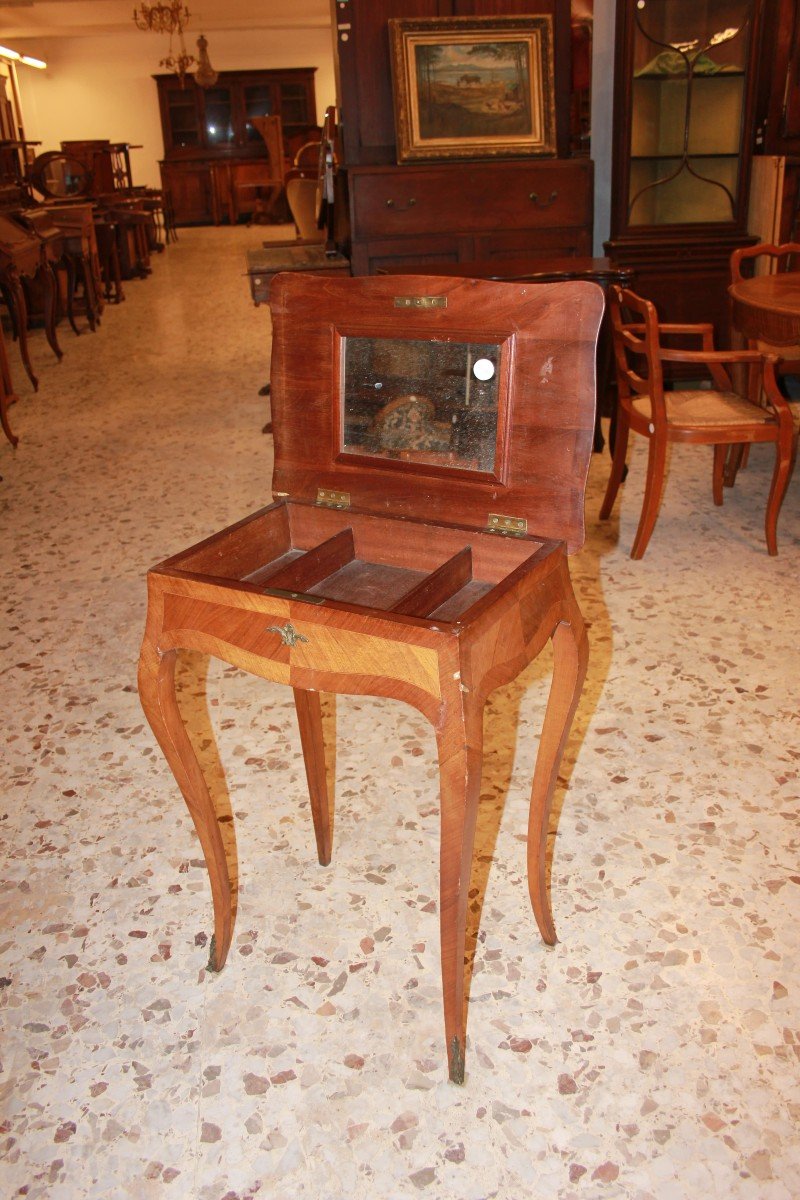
[284,168,322,241]
[231,115,287,225]
[600,285,797,558]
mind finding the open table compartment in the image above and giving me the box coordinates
[140,274,604,1083]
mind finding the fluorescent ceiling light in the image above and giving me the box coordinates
[0,46,47,69]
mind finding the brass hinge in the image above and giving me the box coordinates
[316,487,350,509]
[487,513,527,537]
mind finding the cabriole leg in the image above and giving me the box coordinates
[293,687,334,866]
[138,637,233,972]
[527,588,589,946]
[435,698,484,1084]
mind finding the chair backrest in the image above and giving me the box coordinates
[250,115,286,183]
[285,171,322,241]
[730,241,800,282]
[608,284,666,422]
[293,140,322,169]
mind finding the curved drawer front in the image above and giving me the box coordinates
[159,594,442,701]
[351,162,591,238]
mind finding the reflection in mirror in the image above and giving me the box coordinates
[341,336,500,472]
[32,153,91,199]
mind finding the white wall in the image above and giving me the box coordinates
[11,26,337,189]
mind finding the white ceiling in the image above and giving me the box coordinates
[0,1,333,41]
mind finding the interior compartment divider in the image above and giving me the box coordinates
[390,546,473,618]
[260,527,356,592]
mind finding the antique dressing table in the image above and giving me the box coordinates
[139,273,603,1083]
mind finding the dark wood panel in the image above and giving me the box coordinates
[349,161,591,238]
[345,158,593,275]
[333,0,571,165]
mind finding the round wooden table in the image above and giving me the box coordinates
[729,272,800,345]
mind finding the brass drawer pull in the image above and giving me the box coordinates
[266,622,308,647]
[529,190,558,208]
[386,197,417,211]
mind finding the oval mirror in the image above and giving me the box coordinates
[30,151,92,199]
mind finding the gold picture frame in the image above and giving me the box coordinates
[389,15,557,163]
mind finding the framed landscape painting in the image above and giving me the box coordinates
[389,15,556,163]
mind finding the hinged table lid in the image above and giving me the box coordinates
[269,273,604,552]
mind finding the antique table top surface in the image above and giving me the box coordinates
[728,271,800,344]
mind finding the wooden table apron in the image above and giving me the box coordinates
[138,519,587,1085]
[729,272,800,345]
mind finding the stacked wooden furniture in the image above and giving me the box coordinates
[139,273,603,1083]
[332,0,593,276]
[0,212,59,390]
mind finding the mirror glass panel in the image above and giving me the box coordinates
[32,154,91,198]
[341,335,500,472]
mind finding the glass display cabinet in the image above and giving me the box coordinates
[606,0,765,347]
[155,69,317,225]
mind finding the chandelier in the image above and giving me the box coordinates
[132,3,217,89]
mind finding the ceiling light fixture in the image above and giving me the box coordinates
[133,2,193,84]
[194,34,217,89]
[0,45,47,69]
[132,4,216,89]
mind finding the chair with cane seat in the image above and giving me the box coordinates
[600,285,797,558]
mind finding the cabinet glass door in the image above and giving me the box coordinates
[167,92,200,149]
[243,84,275,143]
[203,86,234,146]
[627,0,754,226]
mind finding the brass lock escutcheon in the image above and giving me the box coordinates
[266,622,308,647]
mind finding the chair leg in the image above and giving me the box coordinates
[12,276,38,391]
[599,408,630,519]
[64,257,81,337]
[712,444,726,505]
[0,386,17,447]
[631,434,668,560]
[41,264,63,362]
[764,436,797,556]
[723,444,746,487]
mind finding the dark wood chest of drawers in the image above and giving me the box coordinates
[343,159,593,276]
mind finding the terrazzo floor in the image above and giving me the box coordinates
[1,226,798,1200]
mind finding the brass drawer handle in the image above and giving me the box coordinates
[386,197,417,211]
[266,622,308,647]
[529,190,558,208]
